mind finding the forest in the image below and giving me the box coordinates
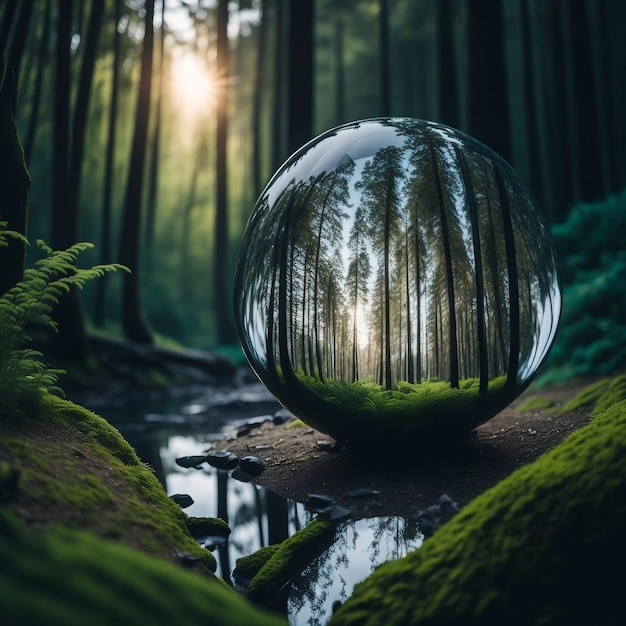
[1,0,625,382]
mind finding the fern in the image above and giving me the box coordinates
[0,226,128,416]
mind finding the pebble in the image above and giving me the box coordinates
[231,467,253,483]
[175,455,209,469]
[170,493,194,508]
[239,455,265,476]
[206,450,239,470]
[306,493,335,513]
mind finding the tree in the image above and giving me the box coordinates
[0,56,30,297]
[214,0,236,344]
[286,0,314,155]
[118,0,155,344]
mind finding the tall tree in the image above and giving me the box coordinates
[466,0,510,160]
[435,0,458,127]
[378,0,391,116]
[286,0,314,154]
[0,57,30,296]
[251,0,267,195]
[118,0,155,344]
[93,0,123,327]
[214,0,236,344]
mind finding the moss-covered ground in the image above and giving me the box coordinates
[329,388,626,626]
[0,395,287,625]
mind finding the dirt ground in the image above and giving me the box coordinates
[217,384,592,519]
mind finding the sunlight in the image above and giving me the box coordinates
[169,49,215,119]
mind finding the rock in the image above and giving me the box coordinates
[305,493,335,513]
[320,505,353,523]
[231,467,252,483]
[347,488,381,499]
[206,450,239,470]
[239,456,265,476]
[169,493,194,508]
[175,455,208,469]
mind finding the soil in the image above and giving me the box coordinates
[217,384,592,519]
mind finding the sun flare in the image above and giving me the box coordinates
[170,50,214,118]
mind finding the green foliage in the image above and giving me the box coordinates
[297,375,508,446]
[541,191,626,383]
[247,518,336,607]
[558,374,626,415]
[0,509,286,626]
[330,391,626,626]
[0,225,127,416]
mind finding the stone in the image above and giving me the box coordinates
[239,456,266,476]
[175,455,208,469]
[169,493,194,508]
[206,450,239,470]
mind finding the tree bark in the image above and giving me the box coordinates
[118,0,155,344]
[0,57,30,296]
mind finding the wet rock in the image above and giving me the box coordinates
[175,455,209,469]
[231,467,253,483]
[306,493,335,514]
[347,488,381,499]
[321,505,353,523]
[170,493,194,508]
[206,450,239,470]
[239,456,265,476]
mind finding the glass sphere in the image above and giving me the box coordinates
[234,118,561,448]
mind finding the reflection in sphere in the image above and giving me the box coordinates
[234,118,561,447]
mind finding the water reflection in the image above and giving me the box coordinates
[288,517,424,625]
[235,118,561,445]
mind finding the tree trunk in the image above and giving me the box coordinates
[23,0,51,163]
[286,0,314,155]
[252,0,266,195]
[214,0,236,344]
[118,0,155,344]
[378,0,391,116]
[93,0,122,327]
[271,0,285,169]
[144,0,166,251]
[435,0,458,127]
[2,0,34,88]
[466,0,510,160]
[0,58,30,296]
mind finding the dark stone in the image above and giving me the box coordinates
[206,450,239,470]
[231,467,252,483]
[239,456,265,476]
[347,488,381,499]
[236,424,253,437]
[170,493,194,508]
[175,455,209,469]
[306,493,335,513]
[321,505,353,523]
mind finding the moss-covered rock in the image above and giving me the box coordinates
[558,373,626,415]
[0,509,285,626]
[235,543,282,581]
[247,518,337,607]
[330,399,626,626]
[0,395,217,571]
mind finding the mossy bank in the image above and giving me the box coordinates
[0,395,286,625]
[329,391,626,626]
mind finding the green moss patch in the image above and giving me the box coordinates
[515,395,560,413]
[0,509,285,626]
[0,395,217,571]
[247,518,337,607]
[558,374,626,415]
[330,399,626,626]
[235,543,282,581]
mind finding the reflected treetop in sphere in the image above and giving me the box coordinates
[234,118,561,448]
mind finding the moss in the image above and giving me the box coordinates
[0,509,286,626]
[330,399,626,626]
[515,395,559,413]
[186,516,231,539]
[287,418,307,429]
[235,544,282,580]
[0,395,217,572]
[558,374,626,415]
[247,518,337,607]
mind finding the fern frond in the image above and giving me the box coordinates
[0,226,127,417]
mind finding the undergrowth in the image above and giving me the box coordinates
[0,222,127,416]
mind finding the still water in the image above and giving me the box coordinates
[77,380,424,625]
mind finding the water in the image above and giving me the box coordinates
[76,380,426,625]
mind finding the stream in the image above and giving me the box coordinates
[73,377,425,625]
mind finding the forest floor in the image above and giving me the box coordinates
[216,383,593,520]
